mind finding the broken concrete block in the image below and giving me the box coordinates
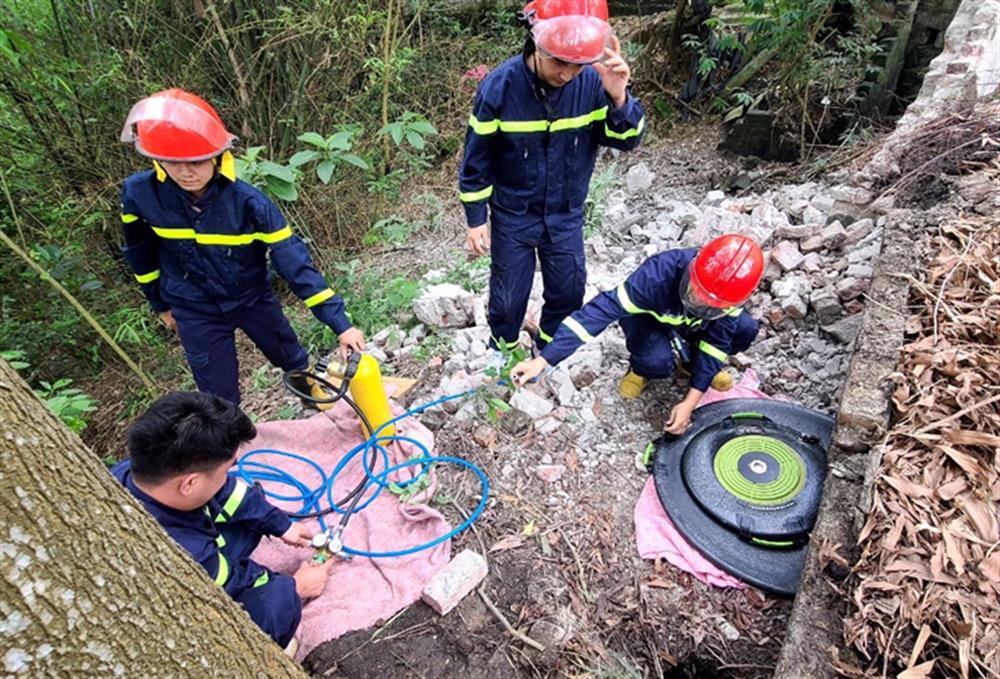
[421,550,488,616]
[703,189,726,206]
[626,162,655,194]
[775,222,820,240]
[809,194,835,214]
[821,221,847,249]
[843,218,874,245]
[771,240,805,272]
[413,283,476,328]
[823,313,864,344]
[781,293,808,320]
[810,289,842,325]
[830,185,873,205]
[801,253,823,273]
[836,276,870,301]
[509,388,554,419]
[801,205,825,224]
[800,235,824,253]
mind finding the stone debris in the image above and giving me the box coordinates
[413,283,476,328]
[421,550,488,616]
[389,164,881,478]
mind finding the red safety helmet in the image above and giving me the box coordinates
[681,234,764,319]
[523,0,609,23]
[120,88,236,162]
[525,0,612,65]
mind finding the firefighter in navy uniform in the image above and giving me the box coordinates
[459,0,645,361]
[512,235,765,435]
[118,89,365,405]
[112,392,330,651]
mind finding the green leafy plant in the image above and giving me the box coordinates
[290,129,369,185]
[35,378,96,434]
[377,112,438,152]
[234,147,300,202]
[387,452,434,503]
[362,216,417,246]
[1,349,29,370]
[584,162,618,238]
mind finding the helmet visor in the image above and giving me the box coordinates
[680,265,731,320]
[532,15,612,65]
[120,96,235,161]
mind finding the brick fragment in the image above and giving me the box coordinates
[421,550,488,616]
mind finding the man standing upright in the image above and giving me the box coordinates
[459,0,645,363]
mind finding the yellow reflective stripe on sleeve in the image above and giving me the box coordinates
[616,283,641,314]
[616,283,697,326]
[121,213,140,224]
[151,225,293,246]
[134,270,160,284]
[304,288,335,308]
[459,185,493,202]
[468,115,500,135]
[698,341,728,361]
[214,554,230,586]
[215,481,247,523]
[537,328,553,343]
[604,115,646,140]
[562,317,594,343]
[253,572,270,588]
[215,534,226,548]
[724,306,743,317]
[549,106,608,132]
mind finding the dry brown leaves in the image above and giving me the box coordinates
[840,208,1000,679]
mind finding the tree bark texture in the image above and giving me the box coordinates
[0,359,306,678]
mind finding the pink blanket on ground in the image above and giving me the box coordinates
[633,369,772,590]
[244,398,451,660]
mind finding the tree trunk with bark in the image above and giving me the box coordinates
[0,358,306,678]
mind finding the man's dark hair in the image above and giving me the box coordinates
[127,391,256,484]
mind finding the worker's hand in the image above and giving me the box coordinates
[510,356,549,388]
[664,401,695,435]
[592,36,630,108]
[293,560,331,600]
[159,310,177,332]
[466,224,490,258]
[338,327,366,360]
[280,523,313,548]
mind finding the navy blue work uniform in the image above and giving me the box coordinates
[120,165,353,404]
[459,53,645,349]
[541,249,760,391]
[112,460,301,647]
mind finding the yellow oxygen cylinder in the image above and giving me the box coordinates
[327,354,395,438]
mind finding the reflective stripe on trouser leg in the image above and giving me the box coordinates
[487,228,538,351]
[538,227,586,343]
[171,306,242,405]
[232,293,309,372]
[620,315,677,379]
[233,572,302,647]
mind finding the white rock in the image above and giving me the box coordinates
[625,163,655,194]
[771,240,805,272]
[413,284,476,328]
[509,389,554,419]
[703,190,727,207]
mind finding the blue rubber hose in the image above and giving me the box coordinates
[234,388,490,558]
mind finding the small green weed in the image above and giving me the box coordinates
[584,162,618,238]
[35,378,97,434]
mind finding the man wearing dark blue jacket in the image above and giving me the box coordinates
[459,0,645,359]
[119,89,365,405]
[512,236,765,435]
[112,391,330,649]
